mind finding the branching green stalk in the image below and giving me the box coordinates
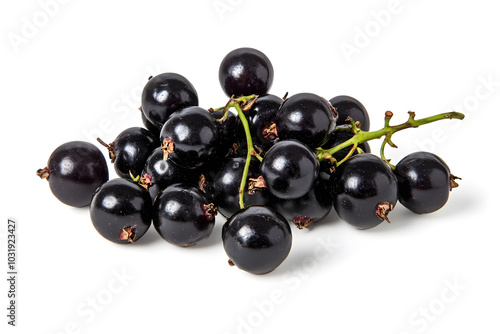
[211,94,261,209]
[316,111,465,169]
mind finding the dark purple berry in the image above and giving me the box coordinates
[219,48,274,97]
[329,95,370,131]
[260,140,319,199]
[329,154,397,229]
[222,206,292,275]
[275,93,337,148]
[37,141,109,207]
[153,184,216,247]
[394,151,459,214]
[90,178,152,244]
[141,73,198,129]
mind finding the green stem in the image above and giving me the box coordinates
[316,111,465,168]
[212,94,261,209]
[234,104,254,209]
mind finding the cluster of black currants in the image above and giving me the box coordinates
[37,48,464,275]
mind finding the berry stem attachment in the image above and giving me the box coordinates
[212,94,261,209]
[316,111,465,168]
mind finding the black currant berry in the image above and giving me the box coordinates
[213,156,269,218]
[140,147,197,202]
[394,151,459,214]
[272,180,332,229]
[37,141,109,207]
[160,106,220,169]
[141,73,198,129]
[153,184,216,247]
[245,94,282,150]
[329,95,370,131]
[90,178,152,244]
[329,154,398,229]
[260,140,319,199]
[98,127,157,179]
[219,47,274,97]
[275,93,337,148]
[222,206,292,275]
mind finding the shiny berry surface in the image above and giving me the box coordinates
[105,127,157,179]
[160,106,220,169]
[329,95,370,131]
[141,73,198,129]
[153,184,216,246]
[395,151,455,214]
[90,178,152,244]
[37,141,109,207]
[222,206,292,275]
[219,47,274,97]
[245,94,282,149]
[329,154,398,229]
[260,140,319,199]
[276,93,336,148]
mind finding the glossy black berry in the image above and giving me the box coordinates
[140,147,197,202]
[141,73,198,129]
[98,127,157,180]
[153,184,216,247]
[276,93,337,148]
[394,152,459,214]
[329,95,370,131]
[272,180,332,229]
[329,154,398,229]
[219,47,274,97]
[37,141,109,207]
[213,156,270,218]
[90,178,152,244]
[260,140,319,200]
[160,106,220,169]
[222,206,292,275]
[245,94,282,150]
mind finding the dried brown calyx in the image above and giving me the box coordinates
[450,174,461,190]
[139,173,152,190]
[248,176,267,194]
[161,138,175,161]
[292,216,314,230]
[375,202,394,223]
[263,123,278,140]
[119,226,137,243]
[202,203,218,220]
[36,167,50,180]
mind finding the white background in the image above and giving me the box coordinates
[1,1,499,333]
